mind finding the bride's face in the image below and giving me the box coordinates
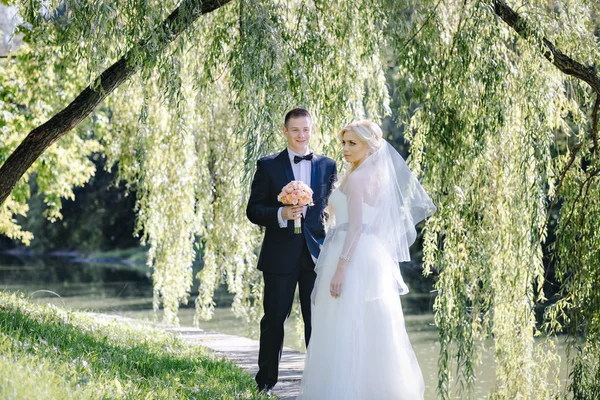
[342,130,368,166]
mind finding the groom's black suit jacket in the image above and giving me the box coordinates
[247,149,337,274]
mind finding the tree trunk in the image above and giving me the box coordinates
[0,0,231,207]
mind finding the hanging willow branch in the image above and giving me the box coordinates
[0,0,231,207]
[491,0,600,235]
[492,0,600,93]
[557,96,600,227]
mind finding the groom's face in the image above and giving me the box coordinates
[283,116,312,155]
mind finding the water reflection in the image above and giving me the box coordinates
[0,253,152,300]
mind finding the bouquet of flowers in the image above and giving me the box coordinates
[278,180,314,234]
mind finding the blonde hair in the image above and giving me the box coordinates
[324,120,383,227]
[337,120,383,184]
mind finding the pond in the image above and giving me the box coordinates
[0,253,568,399]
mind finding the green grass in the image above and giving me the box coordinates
[0,292,269,399]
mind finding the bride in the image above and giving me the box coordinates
[297,120,436,400]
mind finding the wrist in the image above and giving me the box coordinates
[337,257,349,270]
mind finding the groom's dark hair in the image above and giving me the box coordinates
[284,108,311,127]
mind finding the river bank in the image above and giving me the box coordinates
[0,292,269,400]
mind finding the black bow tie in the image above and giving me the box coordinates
[294,153,313,164]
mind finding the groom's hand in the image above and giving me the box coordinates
[281,205,303,221]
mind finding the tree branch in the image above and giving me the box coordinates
[492,0,600,94]
[558,167,600,238]
[0,0,232,207]
[542,142,582,235]
[492,0,600,236]
[592,94,600,152]
[540,91,599,236]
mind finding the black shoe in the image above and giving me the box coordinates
[257,384,274,397]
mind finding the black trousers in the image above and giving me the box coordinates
[255,241,316,389]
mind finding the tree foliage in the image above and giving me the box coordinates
[1,0,599,398]
[388,0,600,397]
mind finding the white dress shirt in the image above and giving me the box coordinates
[277,148,312,227]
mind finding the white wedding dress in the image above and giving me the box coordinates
[297,188,425,400]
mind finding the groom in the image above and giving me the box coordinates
[246,108,337,393]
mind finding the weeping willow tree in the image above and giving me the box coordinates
[1,0,599,398]
[0,0,389,322]
[388,0,600,398]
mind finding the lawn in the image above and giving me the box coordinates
[0,292,268,399]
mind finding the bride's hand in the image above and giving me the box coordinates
[330,267,346,298]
